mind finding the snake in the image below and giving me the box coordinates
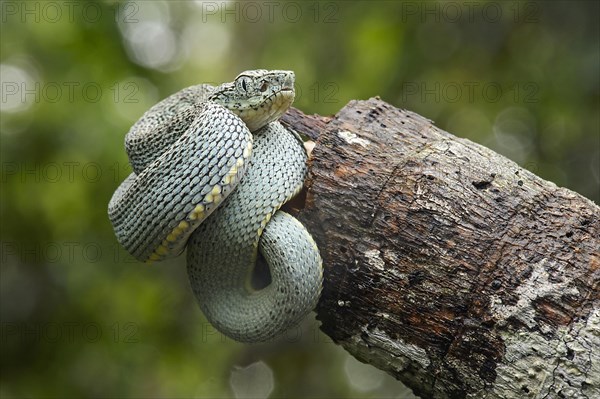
[108,70,323,342]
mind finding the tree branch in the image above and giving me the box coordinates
[281,98,599,399]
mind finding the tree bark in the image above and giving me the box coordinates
[280,98,599,399]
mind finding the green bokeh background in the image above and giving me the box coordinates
[1,1,598,398]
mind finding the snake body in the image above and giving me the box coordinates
[108,70,323,342]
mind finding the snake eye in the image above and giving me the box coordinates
[236,77,252,93]
[259,83,268,92]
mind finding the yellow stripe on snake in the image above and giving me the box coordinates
[108,70,323,342]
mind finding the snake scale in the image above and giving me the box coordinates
[108,70,323,342]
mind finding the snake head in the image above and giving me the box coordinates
[209,69,295,131]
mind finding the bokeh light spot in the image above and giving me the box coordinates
[344,354,385,392]
[229,361,274,399]
[0,63,35,113]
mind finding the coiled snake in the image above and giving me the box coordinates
[108,70,323,342]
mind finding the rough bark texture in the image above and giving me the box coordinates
[280,98,599,399]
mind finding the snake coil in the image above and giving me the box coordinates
[108,70,323,342]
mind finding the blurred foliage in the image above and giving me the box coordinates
[0,1,598,398]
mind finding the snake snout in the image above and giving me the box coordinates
[281,71,295,91]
